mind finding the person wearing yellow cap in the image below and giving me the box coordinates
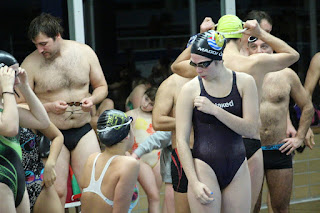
[171,14,300,213]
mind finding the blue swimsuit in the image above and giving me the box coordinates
[192,72,246,189]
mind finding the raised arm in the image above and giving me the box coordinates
[304,52,320,99]
[152,79,176,130]
[17,68,50,129]
[0,66,19,136]
[244,20,300,73]
[171,17,215,78]
[39,122,64,187]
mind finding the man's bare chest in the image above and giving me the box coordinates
[34,58,90,92]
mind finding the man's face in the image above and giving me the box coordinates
[248,39,273,55]
[32,32,59,59]
[260,19,272,33]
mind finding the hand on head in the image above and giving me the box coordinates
[200,17,215,33]
[15,67,29,87]
[0,65,15,93]
[243,19,262,38]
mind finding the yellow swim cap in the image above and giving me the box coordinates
[217,15,243,38]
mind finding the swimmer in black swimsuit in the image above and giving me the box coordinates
[0,50,50,212]
[175,30,259,212]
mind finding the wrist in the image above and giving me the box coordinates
[2,91,15,96]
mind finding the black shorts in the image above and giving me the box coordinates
[263,149,292,170]
[171,148,189,193]
[60,123,92,151]
[243,138,261,160]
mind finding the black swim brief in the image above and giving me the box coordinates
[60,123,92,151]
[263,149,292,170]
[243,138,261,160]
[171,148,190,193]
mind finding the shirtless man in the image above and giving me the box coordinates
[259,60,313,213]
[20,13,108,205]
[171,15,299,212]
[152,73,194,213]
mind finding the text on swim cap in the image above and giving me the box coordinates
[197,47,223,56]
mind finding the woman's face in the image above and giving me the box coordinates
[190,54,220,80]
[140,94,154,112]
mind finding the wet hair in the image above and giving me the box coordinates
[97,109,132,147]
[244,10,273,25]
[144,86,158,102]
[28,13,64,41]
[0,50,18,67]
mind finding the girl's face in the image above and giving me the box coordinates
[140,94,154,112]
[190,54,221,80]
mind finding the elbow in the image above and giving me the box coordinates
[5,125,19,137]
[170,63,178,74]
[152,120,161,131]
[291,51,300,64]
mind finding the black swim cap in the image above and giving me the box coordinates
[191,31,226,60]
[97,109,133,147]
[0,50,18,68]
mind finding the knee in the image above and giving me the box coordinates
[146,189,160,202]
[54,183,67,198]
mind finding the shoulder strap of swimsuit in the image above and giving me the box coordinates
[232,71,237,86]
[97,155,119,182]
[89,153,102,183]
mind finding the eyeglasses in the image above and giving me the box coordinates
[25,168,44,184]
[97,116,133,133]
[67,102,82,106]
[21,136,36,151]
[189,60,213,68]
[248,36,258,43]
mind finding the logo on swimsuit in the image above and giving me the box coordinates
[214,100,234,108]
[197,47,223,56]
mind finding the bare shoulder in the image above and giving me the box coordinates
[65,40,96,56]
[125,108,138,117]
[21,50,42,71]
[115,156,140,171]
[235,71,255,83]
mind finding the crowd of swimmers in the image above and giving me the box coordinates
[0,9,318,213]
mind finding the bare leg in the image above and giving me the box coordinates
[138,160,161,213]
[33,186,63,213]
[16,187,30,213]
[221,160,251,213]
[174,191,191,213]
[0,183,24,213]
[188,159,221,213]
[247,149,264,212]
[267,190,274,213]
[54,145,70,206]
[265,169,293,213]
[71,129,101,191]
[162,183,175,213]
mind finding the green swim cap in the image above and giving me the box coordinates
[217,15,243,38]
